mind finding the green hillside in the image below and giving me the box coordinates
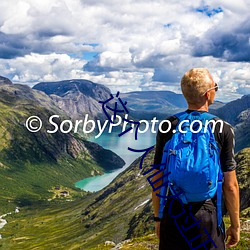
[0,149,155,249]
[235,147,250,214]
[0,83,124,213]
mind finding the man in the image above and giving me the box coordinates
[152,68,240,249]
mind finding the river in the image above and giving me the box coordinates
[75,129,156,192]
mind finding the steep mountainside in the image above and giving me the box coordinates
[0,81,124,212]
[235,148,250,214]
[212,95,250,152]
[213,94,250,125]
[78,147,250,248]
[234,108,250,152]
[33,79,111,121]
[0,148,155,249]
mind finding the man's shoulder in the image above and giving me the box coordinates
[211,116,234,133]
[161,115,179,129]
[164,115,179,122]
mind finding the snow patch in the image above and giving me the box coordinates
[134,199,150,210]
[0,208,20,238]
[0,219,7,229]
[138,185,145,190]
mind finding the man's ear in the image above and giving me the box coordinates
[204,92,209,100]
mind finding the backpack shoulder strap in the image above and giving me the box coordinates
[173,111,189,121]
[201,112,217,120]
[174,111,217,121]
[217,170,223,231]
[201,112,223,230]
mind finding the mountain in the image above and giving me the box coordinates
[120,91,225,120]
[119,91,186,120]
[32,78,249,151]
[209,100,225,110]
[235,148,250,214]
[0,79,124,212]
[33,81,187,122]
[33,79,225,123]
[0,77,248,249]
[0,75,12,85]
[212,95,250,152]
[213,94,250,126]
[1,147,249,249]
[8,76,250,151]
[234,108,250,152]
[33,79,111,122]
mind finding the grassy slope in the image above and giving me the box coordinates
[235,148,250,214]
[89,220,250,250]
[1,149,249,249]
[0,150,155,249]
[0,199,89,250]
[0,89,108,213]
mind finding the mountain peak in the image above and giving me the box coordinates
[33,79,111,101]
[0,76,12,85]
[32,79,112,121]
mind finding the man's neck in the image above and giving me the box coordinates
[187,103,209,112]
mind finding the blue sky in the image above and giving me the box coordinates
[0,0,249,102]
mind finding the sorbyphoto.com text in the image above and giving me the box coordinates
[25,114,224,138]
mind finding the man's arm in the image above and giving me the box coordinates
[152,128,165,239]
[152,116,176,239]
[223,170,240,248]
[152,169,163,238]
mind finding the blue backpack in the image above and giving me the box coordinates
[158,111,223,228]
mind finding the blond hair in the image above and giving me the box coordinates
[181,68,214,104]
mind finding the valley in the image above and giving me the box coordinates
[0,76,249,249]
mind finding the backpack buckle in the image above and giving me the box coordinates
[169,149,176,155]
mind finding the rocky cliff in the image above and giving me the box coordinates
[33,79,111,122]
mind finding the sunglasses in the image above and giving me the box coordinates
[203,83,218,95]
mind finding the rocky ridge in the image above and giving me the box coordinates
[33,79,111,122]
[0,76,12,85]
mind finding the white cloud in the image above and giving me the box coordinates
[69,69,154,93]
[0,0,249,101]
[0,53,87,85]
[0,0,73,35]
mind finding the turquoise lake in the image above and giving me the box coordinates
[75,129,156,192]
